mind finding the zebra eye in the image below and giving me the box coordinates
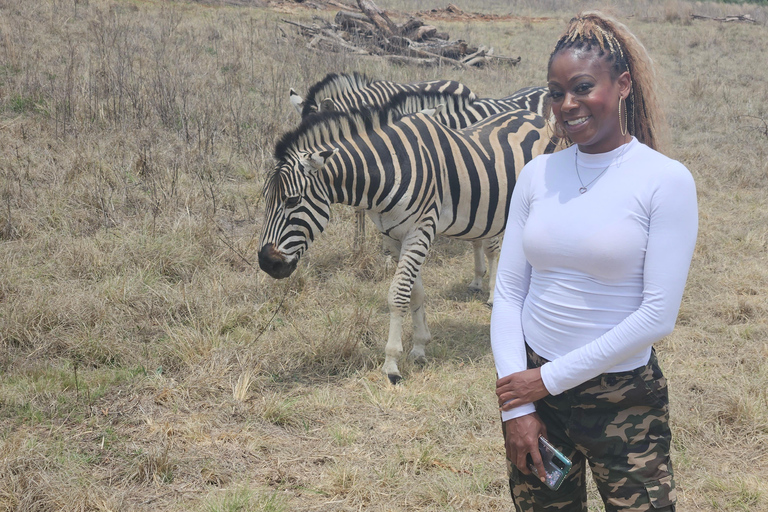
[284,196,301,209]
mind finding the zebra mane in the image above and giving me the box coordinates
[268,89,483,194]
[385,90,477,116]
[271,105,401,166]
[267,108,391,195]
[276,89,483,163]
[301,72,373,117]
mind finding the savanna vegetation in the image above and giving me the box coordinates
[1,0,767,510]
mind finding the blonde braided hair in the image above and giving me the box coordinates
[548,11,666,151]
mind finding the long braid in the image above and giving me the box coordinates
[548,12,665,151]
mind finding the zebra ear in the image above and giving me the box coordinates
[289,88,304,115]
[319,98,335,112]
[303,148,339,173]
[421,103,446,117]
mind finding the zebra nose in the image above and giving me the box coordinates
[258,244,297,279]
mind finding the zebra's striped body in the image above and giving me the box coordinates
[387,88,551,130]
[289,71,476,118]
[259,95,555,382]
[291,75,551,302]
[386,85,552,131]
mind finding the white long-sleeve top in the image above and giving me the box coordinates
[491,137,698,422]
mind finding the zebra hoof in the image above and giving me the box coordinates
[388,373,403,385]
[408,347,427,367]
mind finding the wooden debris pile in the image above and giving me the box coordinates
[282,1,521,68]
[690,13,757,23]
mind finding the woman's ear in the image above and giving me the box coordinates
[618,71,632,100]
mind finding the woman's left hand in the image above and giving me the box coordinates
[496,368,550,411]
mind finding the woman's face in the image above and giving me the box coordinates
[547,48,631,154]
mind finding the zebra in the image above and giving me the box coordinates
[258,93,556,384]
[290,74,552,302]
[289,72,550,120]
[289,71,476,118]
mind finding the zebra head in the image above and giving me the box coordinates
[308,95,369,116]
[258,147,339,279]
[299,72,374,117]
[290,87,364,115]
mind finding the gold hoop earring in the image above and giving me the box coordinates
[550,121,572,149]
[553,121,567,140]
[619,96,628,137]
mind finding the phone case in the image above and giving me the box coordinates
[528,436,572,491]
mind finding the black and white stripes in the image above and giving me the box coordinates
[258,98,555,382]
[290,72,476,118]
[291,73,552,297]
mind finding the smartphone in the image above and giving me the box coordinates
[527,436,572,491]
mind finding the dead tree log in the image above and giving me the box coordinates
[335,10,375,32]
[357,0,399,37]
[283,0,523,68]
[691,13,757,23]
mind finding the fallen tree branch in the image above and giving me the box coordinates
[691,13,757,23]
[282,18,320,35]
[335,10,375,32]
[358,0,399,36]
[383,55,440,67]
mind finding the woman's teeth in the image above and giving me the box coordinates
[566,116,589,126]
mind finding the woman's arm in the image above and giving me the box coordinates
[491,160,550,479]
[491,160,538,421]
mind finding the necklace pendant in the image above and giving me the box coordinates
[579,186,588,194]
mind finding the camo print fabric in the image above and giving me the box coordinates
[503,345,676,511]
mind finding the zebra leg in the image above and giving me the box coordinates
[354,209,366,251]
[407,273,431,366]
[380,232,433,384]
[468,240,486,293]
[381,236,406,383]
[484,236,502,306]
[383,302,406,384]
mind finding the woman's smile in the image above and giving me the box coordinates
[564,115,591,128]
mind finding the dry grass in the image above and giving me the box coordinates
[1,0,767,510]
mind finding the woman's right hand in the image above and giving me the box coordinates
[504,412,548,483]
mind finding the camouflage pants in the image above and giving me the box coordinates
[504,345,676,511]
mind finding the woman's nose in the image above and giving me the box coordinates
[562,92,578,111]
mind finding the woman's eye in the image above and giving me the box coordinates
[575,83,593,94]
[284,196,301,209]
[548,90,562,100]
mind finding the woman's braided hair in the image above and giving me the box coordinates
[548,11,665,150]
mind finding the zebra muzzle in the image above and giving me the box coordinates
[258,244,297,279]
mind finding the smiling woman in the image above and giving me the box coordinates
[547,50,632,154]
[490,11,699,512]
[546,13,665,152]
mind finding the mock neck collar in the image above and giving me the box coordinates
[574,137,637,168]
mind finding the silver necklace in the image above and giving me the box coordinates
[574,144,628,194]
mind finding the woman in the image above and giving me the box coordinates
[490,12,698,512]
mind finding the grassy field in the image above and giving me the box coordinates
[1,0,767,510]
